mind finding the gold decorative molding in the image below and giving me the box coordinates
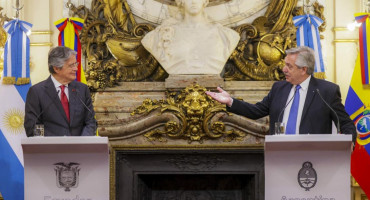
[0,28,6,47]
[332,25,359,44]
[0,7,10,48]
[0,48,3,79]
[30,31,53,47]
[0,7,9,80]
[30,42,53,46]
[333,27,351,32]
[31,31,52,35]
[333,39,358,43]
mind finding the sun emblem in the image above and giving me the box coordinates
[1,108,25,135]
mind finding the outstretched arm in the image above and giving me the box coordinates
[207,86,271,120]
[205,87,233,107]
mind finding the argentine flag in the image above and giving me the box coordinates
[0,19,32,200]
[293,14,325,76]
[0,83,30,199]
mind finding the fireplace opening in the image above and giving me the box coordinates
[136,174,255,200]
[115,149,264,199]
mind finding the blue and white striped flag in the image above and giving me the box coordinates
[0,19,32,200]
[3,19,32,85]
[293,14,325,77]
[0,84,30,200]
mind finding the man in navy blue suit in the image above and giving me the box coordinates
[206,46,356,142]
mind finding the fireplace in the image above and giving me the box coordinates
[113,148,264,200]
[137,174,255,199]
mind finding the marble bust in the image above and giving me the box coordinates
[141,0,240,75]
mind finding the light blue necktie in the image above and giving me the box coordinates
[286,85,301,135]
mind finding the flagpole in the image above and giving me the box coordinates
[13,0,23,19]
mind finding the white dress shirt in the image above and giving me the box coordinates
[51,75,69,101]
[282,75,311,134]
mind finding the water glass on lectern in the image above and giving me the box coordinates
[33,124,44,137]
[274,122,285,135]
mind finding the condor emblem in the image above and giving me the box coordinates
[54,162,80,192]
[298,161,317,191]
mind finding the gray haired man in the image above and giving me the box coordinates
[206,46,356,142]
[24,46,96,136]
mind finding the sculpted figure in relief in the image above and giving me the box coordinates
[141,0,240,75]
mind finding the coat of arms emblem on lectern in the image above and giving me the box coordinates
[298,161,317,191]
[54,162,80,192]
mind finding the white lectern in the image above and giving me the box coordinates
[22,136,109,200]
[265,134,352,200]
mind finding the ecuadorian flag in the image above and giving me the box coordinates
[54,18,98,136]
[346,54,370,197]
[54,17,86,84]
[355,13,370,85]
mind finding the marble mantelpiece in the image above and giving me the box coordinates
[94,79,274,146]
[93,78,273,199]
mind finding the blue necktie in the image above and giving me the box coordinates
[286,85,301,135]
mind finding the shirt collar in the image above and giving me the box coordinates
[51,75,68,89]
[296,75,311,91]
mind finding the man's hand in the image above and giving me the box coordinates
[205,87,233,107]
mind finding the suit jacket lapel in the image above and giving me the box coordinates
[301,77,318,121]
[68,82,78,124]
[45,77,69,123]
[278,83,293,120]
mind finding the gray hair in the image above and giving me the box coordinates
[285,46,315,75]
[48,46,77,74]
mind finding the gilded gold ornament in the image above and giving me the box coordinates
[0,7,11,79]
[68,0,166,91]
[0,7,10,47]
[67,0,326,86]
[131,84,246,143]
[226,0,300,81]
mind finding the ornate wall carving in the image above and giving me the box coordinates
[67,0,324,91]
[0,7,10,79]
[98,83,269,145]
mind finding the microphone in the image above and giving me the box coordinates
[72,88,97,135]
[29,90,60,137]
[277,87,298,125]
[316,89,341,134]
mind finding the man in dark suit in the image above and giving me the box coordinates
[24,46,96,136]
[206,46,356,142]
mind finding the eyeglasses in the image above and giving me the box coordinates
[68,62,79,68]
